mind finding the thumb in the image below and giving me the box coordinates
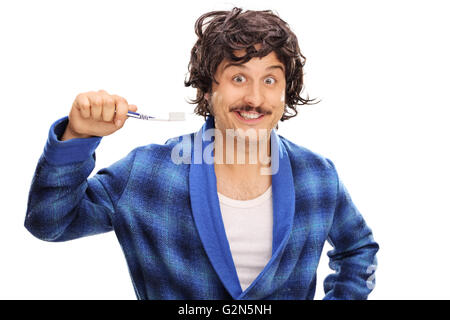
[117,104,138,128]
[129,104,138,112]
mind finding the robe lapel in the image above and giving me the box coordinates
[189,116,296,300]
[238,131,297,299]
[189,116,242,298]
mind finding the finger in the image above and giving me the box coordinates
[102,94,116,122]
[129,104,138,112]
[98,89,109,95]
[111,94,128,106]
[75,93,91,119]
[113,96,129,127]
[88,93,103,121]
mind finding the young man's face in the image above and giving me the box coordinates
[206,45,286,141]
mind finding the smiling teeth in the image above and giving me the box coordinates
[239,112,262,119]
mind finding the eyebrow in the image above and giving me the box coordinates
[223,63,285,73]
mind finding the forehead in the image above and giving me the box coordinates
[217,50,284,74]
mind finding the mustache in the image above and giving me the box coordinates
[229,105,272,115]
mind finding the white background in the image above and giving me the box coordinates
[1,0,449,299]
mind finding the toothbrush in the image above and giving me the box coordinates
[127,111,185,121]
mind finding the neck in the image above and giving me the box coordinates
[213,130,272,179]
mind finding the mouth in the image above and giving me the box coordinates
[233,110,265,124]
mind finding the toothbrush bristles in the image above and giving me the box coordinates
[168,112,186,121]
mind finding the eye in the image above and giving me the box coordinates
[232,75,246,83]
[264,77,276,85]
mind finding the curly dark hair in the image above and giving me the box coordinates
[184,7,318,121]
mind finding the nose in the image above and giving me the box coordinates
[243,82,265,108]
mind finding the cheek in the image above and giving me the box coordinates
[211,92,230,128]
[212,89,238,115]
[211,92,223,115]
[271,90,285,115]
[212,91,222,104]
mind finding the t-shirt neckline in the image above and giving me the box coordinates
[217,185,273,208]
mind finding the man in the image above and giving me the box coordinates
[25,7,379,300]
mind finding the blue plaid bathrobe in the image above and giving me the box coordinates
[25,115,379,300]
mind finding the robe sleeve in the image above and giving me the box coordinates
[24,116,137,242]
[323,159,380,300]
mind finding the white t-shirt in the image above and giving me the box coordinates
[217,185,273,292]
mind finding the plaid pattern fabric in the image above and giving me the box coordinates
[25,116,379,300]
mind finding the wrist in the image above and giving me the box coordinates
[44,116,103,166]
[61,123,92,141]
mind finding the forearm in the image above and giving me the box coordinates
[25,153,111,241]
[25,116,111,241]
[323,232,379,300]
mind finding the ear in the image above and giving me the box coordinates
[205,92,213,114]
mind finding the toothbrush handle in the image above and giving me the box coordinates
[127,111,155,120]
